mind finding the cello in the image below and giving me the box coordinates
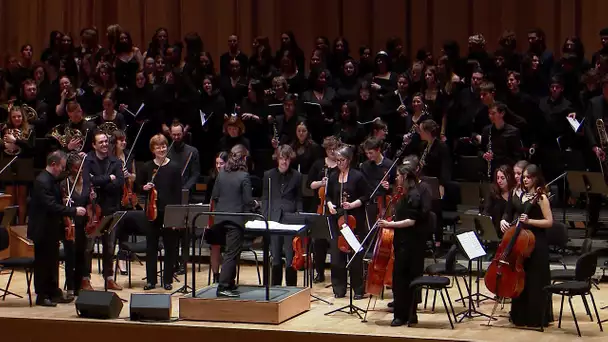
[484,188,542,299]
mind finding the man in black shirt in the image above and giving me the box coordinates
[262,145,303,286]
[478,102,523,178]
[360,137,395,222]
[83,131,124,290]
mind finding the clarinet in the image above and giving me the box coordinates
[487,129,492,180]
[420,138,433,170]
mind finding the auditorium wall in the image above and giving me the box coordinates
[0,0,606,68]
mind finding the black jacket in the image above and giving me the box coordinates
[83,152,124,216]
[261,168,303,222]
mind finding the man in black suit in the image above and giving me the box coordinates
[262,145,303,286]
[28,151,86,307]
[82,131,124,290]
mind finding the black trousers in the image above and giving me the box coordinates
[392,243,425,321]
[34,236,60,299]
[145,212,179,285]
[329,236,364,297]
[313,238,329,277]
[217,221,244,291]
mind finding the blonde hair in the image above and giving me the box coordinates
[149,134,168,152]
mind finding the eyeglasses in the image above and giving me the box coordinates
[336,158,347,163]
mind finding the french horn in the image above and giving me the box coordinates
[3,128,29,155]
[98,121,119,137]
[21,104,38,123]
[47,124,85,151]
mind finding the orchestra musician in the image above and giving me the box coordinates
[16,79,48,137]
[94,91,127,132]
[262,145,303,286]
[60,153,94,295]
[378,161,430,327]
[360,137,395,221]
[82,130,124,290]
[2,105,35,224]
[140,134,182,290]
[483,165,516,237]
[326,145,371,299]
[307,136,341,283]
[500,164,553,327]
[477,102,524,175]
[28,151,87,307]
[205,151,229,283]
[50,102,96,153]
[206,144,257,297]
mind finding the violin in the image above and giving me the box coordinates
[62,180,75,242]
[121,161,138,208]
[146,169,159,221]
[85,188,103,236]
[365,186,403,296]
[337,181,356,253]
[484,188,543,299]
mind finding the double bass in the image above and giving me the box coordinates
[484,188,542,299]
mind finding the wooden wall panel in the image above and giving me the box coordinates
[0,0,605,71]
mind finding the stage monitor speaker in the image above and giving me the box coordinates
[129,293,172,321]
[75,290,123,319]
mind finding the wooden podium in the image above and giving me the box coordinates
[0,202,33,260]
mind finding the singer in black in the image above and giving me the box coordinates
[502,164,553,327]
[326,145,371,299]
[483,165,516,237]
[82,130,124,291]
[478,102,523,176]
[262,145,303,286]
[28,151,87,307]
[379,162,429,326]
[208,145,257,297]
[140,134,182,290]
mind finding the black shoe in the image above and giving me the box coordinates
[353,294,366,300]
[313,274,325,283]
[164,283,173,291]
[387,301,394,308]
[391,318,405,327]
[213,273,220,283]
[144,283,156,290]
[217,289,240,298]
[407,316,418,326]
[334,293,346,298]
[53,294,75,304]
[36,297,57,307]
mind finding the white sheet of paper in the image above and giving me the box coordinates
[567,117,584,132]
[456,231,486,259]
[340,224,362,252]
[200,110,206,126]
[135,103,145,116]
[245,220,305,232]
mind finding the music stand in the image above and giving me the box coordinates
[164,204,210,296]
[284,212,332,305]
[453,229,495,322]
[324,224,367,319]
[567,171,608,236]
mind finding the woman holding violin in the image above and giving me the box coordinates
[378,161,430,327]
[140,134,181,290]
[326,145,371,299]
[60,153,94,295]
[499,164,553,327]
[307,136,340,283]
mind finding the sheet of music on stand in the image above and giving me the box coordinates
[245,220,306,233]
[340,224,363,252]
[456,231,486,260]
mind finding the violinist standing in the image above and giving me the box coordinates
[28,151,87,307]
[360,137,395,221]
[61,153,93,295]
[262,145,303,286]
[500,164,553,327]
[140,134,182,290]
[379,162,430,326]
[326,145,371,299]
[82,130,124,291]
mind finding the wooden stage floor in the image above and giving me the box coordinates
[1,262,607,342]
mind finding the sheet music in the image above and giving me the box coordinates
[200,110,213,127]
[245,220,306,232]
[567,117,584,132]
[340,224,363,252]
[456,231,486,259]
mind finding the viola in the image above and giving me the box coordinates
[146,169,159,221]
[365,186,403,295]
[484,188,542,299]
[121,177,139,208]
[337,189,356,254]
[85,188,103,236]
[62,182,75,242]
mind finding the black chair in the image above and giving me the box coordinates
[543,251,603,337]
[551,238,598,289]
[236,234,262,285]
[115,238,147,288]
[424,245,469,309]
[0,206,33,306]
[409,276,456,329]
[547,222,569,270]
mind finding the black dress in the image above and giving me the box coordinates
[506,192,553,327]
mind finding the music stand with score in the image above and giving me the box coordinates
[567,171,608,234]
[466,214,500,306]
[453,229,495,322]
[164,204,210,296]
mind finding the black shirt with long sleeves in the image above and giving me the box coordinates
[480,123,523,168]
[139,160,182,213]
